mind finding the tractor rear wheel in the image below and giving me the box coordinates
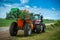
[24,23,32,36]
[9,22,18,36]
[41,24,46,32]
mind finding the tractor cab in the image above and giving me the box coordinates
[34,14,42,24]
[34,14,41,20]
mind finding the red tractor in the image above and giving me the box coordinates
[9,13,46,36]
[33,14,46,33]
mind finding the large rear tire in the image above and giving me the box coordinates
[24,23,32,36]
[42,24,46,32]
[9,22,18,36]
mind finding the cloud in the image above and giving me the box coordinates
[18,5,60,19]
[0,3,20,18]
[45,16,51,19]
[0,0,60,19]
[23,6,60,19]
[0,0,20,7]
[0,7,11,18]
[20,0,29,4]
[4,4,12,7]
[51,7,56,10]
[25,5,30,8]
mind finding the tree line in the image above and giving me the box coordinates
[6,8,33,19]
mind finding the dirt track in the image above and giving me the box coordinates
[0,30,12,40]
[0,30,24,40]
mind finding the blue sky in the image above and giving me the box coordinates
[0,0,60,19]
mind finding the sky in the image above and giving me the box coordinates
[0,0,60,20]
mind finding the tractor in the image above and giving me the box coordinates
[33,14,46,33]
[9,10,46,36]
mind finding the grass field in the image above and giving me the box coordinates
[11,21,60,40]
[0,18,60,40]
[43,19,56,23]
[0,18,56,27]
[0,18,16,27]
[11,27,60,40]
[0,18,55,27]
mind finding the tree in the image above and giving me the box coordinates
[6,8,19,19]
[6,8,31,20]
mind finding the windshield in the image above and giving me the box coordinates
[34,15,40,20]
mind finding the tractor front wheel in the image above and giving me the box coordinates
[24,23,32,36]
[35,25,41,33]
[9,22,18,36]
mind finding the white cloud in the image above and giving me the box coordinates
[0,7,11,18]
[25,5,30,8]
[45,16,51,19]
[4,4,12,7]
[51,7,56,10]
[0,3,20,18]
[4,3,20,8]
[20,0,29,4]
[25,7,60,19]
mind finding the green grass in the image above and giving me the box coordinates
[0,18,56,27]
[0,18,16,27]
[43,19,55,24]
[11,27,60,40]
[49,29,60,40]
[11,21,60,40]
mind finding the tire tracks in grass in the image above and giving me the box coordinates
[12,27,60,40]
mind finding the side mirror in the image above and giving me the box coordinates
[41,15,43,22]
